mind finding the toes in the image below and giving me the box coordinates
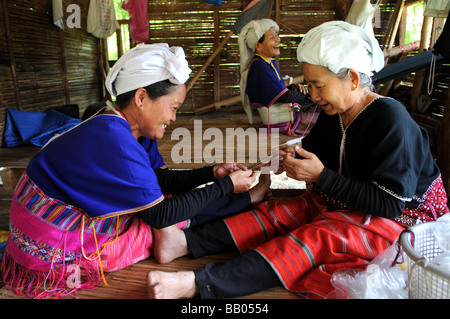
[147,272,164,299]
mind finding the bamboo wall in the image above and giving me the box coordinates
[0,0,101,147]
[0,0,447,147]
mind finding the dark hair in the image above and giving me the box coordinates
[257,34,265,44]
[115,79,178,110]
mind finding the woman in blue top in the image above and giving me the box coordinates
[2,44,269,298]
[239,19,319,135]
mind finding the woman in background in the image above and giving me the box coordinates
[239,18,319,135]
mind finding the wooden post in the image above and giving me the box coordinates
[186,31,233,92]
[213,7,220,103]
[388,0,405,50]
[274,0,280,66]
[2,0,21,110]
[59,31,70,105]
[410,15,433,111]
[437,86,450,196]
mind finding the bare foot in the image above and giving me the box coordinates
[147,270,198,299]
[248,172,272,207]
[152,225,191,264]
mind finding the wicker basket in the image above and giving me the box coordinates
[400,221,450,299]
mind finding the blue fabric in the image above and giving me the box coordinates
[0,241,5,264]
[4,109,81,147]
[140,137,166,169]
[204,0,223,5]
[245,56,288,107]
[26,115,164,219]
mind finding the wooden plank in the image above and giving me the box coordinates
[0,145,40,168]
[0,253,299,299]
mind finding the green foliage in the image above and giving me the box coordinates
[405,1,425,43]
[107,1,131,61]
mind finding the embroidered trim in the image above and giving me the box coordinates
[372,180,413,202]
[9,223,78,264]
[254,54,282,80]
[15,172,128,235]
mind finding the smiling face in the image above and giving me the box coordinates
[136,84,186,140]
[255,27,280,59]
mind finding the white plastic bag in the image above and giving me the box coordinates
[328,240,408,299]
[87,0,120,39]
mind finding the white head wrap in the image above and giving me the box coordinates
[238,19,279,73]
[296,21,384,76]
[105,43,192,97]
[238,19,279,123]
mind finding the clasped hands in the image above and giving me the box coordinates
[213,143,324,194]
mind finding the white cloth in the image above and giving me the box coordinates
[105,43,192,97]
[238,19,279,123]
[52,0,64,30]
[345,0,377,38]
[424,0,450,18]
[297,21,384,76]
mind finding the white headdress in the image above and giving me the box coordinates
[296,21,384,76]
[238,19,279,123]
[105,43,192,97]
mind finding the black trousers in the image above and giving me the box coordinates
[184,220,280,298]
[191,192,250,226]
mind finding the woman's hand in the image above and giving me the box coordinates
[274,146,296,174]
[289,83,309,95]
[228,169,256,193]
[213,163,248,179]
[283,146,324,183]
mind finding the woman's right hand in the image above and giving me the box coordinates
[228,169,256,193]
[283,146,324,183]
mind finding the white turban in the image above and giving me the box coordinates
[238,19,279,74]
[296,21,384,76]
[105,43,192,97]
[238,19,279,123]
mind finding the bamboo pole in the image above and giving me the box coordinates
[2,0,21,110]
[186,31,233,92]
[382,0,404,51]
[383,41,420,58]
[410,15,433,111]
[59,31,70,105]
[437,85,450,196]
[387,0,405,50]
[213,7,221,102]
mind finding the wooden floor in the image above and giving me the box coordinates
[0,109,305,300]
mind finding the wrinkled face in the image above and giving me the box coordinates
[139,84,186,139]
[256,27,280,58]
[302,63,354,116]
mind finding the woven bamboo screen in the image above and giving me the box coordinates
[0,0,101,146]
